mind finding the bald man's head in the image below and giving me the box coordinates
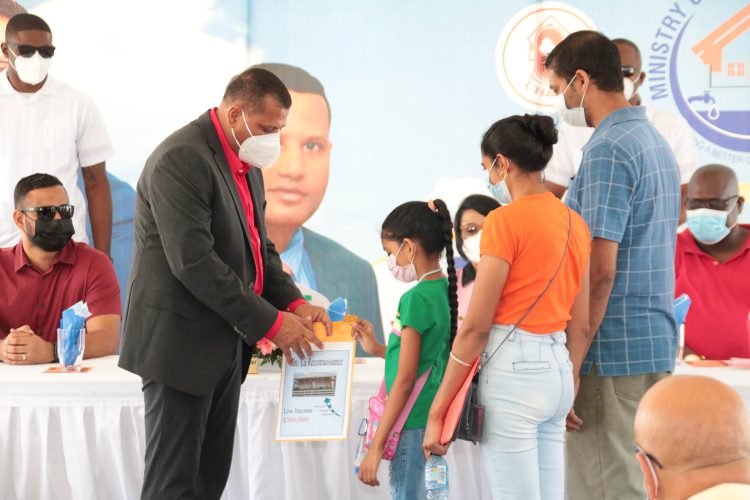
[688,164,739,200]
[635,376,750,471]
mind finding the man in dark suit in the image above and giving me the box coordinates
[119,68,329,500]
[253,63,384,352]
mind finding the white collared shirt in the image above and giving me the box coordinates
[545,106,699,189]
[0,69,113,247]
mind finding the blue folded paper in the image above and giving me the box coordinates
[327,297,348,322]
[59,301,91,366]
[674,294,692,326]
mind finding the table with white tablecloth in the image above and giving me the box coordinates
[0,356,491,500]
[2,357,748,500]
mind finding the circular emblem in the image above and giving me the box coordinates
[495,2,596,111]
[670,4,750,152]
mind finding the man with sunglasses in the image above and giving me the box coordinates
[0,173,121,365]
[675,164,750,360]
[545,37,698,224]
[634,376,750,499]
[0,13,114,258]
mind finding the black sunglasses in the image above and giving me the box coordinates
[20,204,74,221]
[622,66,639,78]
[7,42,56,59]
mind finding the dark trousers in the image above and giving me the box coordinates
[141,345,241,500]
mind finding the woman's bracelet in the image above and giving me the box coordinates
[449,351,472,367]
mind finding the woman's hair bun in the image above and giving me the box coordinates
[523,114,558,147]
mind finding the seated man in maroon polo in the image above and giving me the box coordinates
[676,164,750,360]
[0,173,120,364]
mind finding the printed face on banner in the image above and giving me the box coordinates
[262,90,332,232]
[653,2,750,153]
[494,1,596,111]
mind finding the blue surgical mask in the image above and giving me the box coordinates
[686,205,737,245]
[486,157,512,204]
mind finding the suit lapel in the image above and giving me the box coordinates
[197,112,254,251]
[246,168,268,262]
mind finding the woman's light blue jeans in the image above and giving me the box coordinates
[478,325,574,500]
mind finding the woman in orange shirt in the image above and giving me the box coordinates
[423,115,592,500]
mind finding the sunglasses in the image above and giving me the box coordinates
[19,204,74,221]
[7,42,56,59]
[622,66,639,78]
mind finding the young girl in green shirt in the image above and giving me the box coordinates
[354,198,458,499]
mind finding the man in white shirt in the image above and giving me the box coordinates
[545,38,698,223]
[0,13,113,254]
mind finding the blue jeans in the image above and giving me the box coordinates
[478,326,574,500]
[389,427,426,500]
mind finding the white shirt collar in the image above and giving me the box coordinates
[0,69,60,99]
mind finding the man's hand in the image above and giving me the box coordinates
[272,312,324,364]
[566,407,583,432]
[293,303,332,336]
[2,326,55,365]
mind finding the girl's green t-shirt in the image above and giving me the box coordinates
[384,277,451,429]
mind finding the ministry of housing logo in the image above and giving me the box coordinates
[495,2,596,110]
[649,2,750,153]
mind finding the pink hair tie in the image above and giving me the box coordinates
[427,199,438,213]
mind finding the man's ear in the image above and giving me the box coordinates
[638,71,647,86]
[13,209,25,232]
[635,453,658,500]
[737,196,744,214]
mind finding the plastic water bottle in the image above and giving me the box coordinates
[354,418,368,476]
[425,454,449,499]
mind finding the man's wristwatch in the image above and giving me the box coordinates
[51,341,58,363]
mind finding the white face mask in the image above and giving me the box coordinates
[555,75,588,127]
[230,109,281,169]
[9,48,52,86]
[462,230,482,264]
[387,241,418,283]
[623,77,636,101]
[486,157,513,204]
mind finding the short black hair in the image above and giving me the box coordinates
[14,173,64,207]
[5,13,51,40]
[454,195,500,286]
[0,0,26,20]
[544,31,623,93]
[223,67,292,113]
[481,114,558,173]
[253,63,331,123]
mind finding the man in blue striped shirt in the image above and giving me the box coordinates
[545,31,680,500]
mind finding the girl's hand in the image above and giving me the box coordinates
[357,447,382,486]
[423,415,450,459]
[352,319,380,356]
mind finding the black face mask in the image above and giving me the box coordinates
[29,218,75,252]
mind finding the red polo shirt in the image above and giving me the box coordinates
[675,225,750,360]
[0,241,121,342]
[209,109,305,339]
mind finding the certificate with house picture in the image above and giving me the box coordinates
[276,322,356,441]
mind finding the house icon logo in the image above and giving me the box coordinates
[495,2,596,110]
[670,3,750,152]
